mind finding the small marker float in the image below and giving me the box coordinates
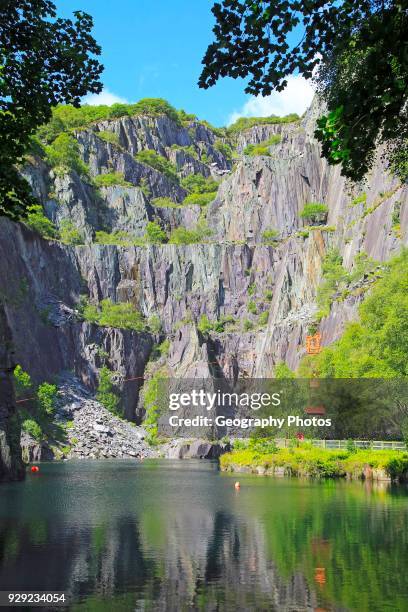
[30,466,40,473]
[234,481,240,490]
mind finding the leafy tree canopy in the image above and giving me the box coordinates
[0,0,103,219]
[199,1,408,181]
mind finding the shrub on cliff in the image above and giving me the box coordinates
[247,300,257,314]
[244,134,281,156]
[147,315,162,334]
[300,202,328,224]
[13,365,33,398]
[25,205,59,240]
[170,144,198,159]
[169,227,201,245]
[316,248,349,319]
[142,370,168,444]
[81,299,145,332]
[197,314,213,334]
[145,221,167,244]
[151,197,180,208]
[258,310,269,326]
[22,419,43,441]
[261,229,279,245]
[197,314,236,334]
[45,133,89,178]
[37,382,58,417]
[13,365,60,443]
[93,172,132,188]
[274,362,296,378]
[96,366,120,416]
[214,139,233,161]
[60,220,85,245]
[135,150,178,182]
[181,174,219,194]
[182,192,217,207]
[227,114,299,134]
[96,131,121,146]
[130,98,180,123]
[94,230,143,247]
[169,222,212,244]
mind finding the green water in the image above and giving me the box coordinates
[0,460,407,611]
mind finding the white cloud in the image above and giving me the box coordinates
[227,75,315,125]
[82,88,129,106]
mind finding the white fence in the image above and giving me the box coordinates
[276,439,407,451]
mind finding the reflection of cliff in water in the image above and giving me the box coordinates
[0,461,408,611]
[0,507,316,611]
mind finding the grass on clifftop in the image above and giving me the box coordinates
[227,113,300,134]
[36,101,300,147]
[221,444,408,480]
[37,99,182,143]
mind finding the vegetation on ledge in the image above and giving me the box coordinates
[93,171,132,188]
[300,202,328,224]
[243,134,281,156]
[134,150,179,182]
[94,230,144,247]
[96,130,121,147]
[45,133,90,178]
[80,298,146,331]
[79,297,163,334]
[227,114,299,134]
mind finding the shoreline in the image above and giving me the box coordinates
[220,446,408,483]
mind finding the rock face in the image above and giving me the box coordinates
[164,438,230,459]
[20,433,54,463]
[0,98,407,452]
[0,305,24,481]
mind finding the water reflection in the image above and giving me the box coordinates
[0,460,407,611]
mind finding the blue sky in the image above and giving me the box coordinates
[55,0,314,127]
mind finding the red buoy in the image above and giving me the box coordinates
[30,466,40,473]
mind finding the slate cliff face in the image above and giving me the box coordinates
[0,100,407,445]
[0,305,24,481]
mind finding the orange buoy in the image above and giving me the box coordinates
[234,481,240,490]
[30,466,40,473]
